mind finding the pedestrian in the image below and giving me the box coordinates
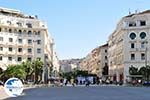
[85,78,90,86]
[71,78,75,87]
[63,78,67,86]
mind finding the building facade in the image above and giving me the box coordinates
[0,7,56,82]
[108,10,150,83]
[99,44,108,78]
[60,59,81,73]
[52,52,60,77]
[80,44,108,78]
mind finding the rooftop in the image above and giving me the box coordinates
[125,10,150,18]
[0,7,38,19]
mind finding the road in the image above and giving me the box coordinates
[5,86,150,100]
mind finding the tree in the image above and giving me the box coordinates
[33,58,43,84]
[129,66,138,75]
[3,64,26,81]
[22,60,33,81]
[138,67,146,77]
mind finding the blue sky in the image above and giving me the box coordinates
[0,0,149,59]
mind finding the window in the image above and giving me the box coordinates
[105,50,107,53]
[37,57,41,60]
[18,39,22,44]
[37,48,41,53]
[18,30,22,35]
[9,29,12,33]
[0,28,1,32]
[17,22,22,27]
[131,54,135,60]
[28,48,32,53]
[129,33,136,40]
[0,56,2,61]
[14,29,17,33]
[7,21,11,25]
[23,30,26,33]
[129,22,136,27]
[141,42,145,48]
[140,32,146,39]
[9,38,13,42]
[28,31,32,36]
[131,43,135,48]
[141,53,145,60]
[26,23,32,28]
[27,57,32,61]
[37,40,41,44]
[8,47,13,52]
[8,56,12,61]
[0,37,3,41]
[105,56,107,60]
[35,31,41,36]
[0,47,3,51]
[37,31,40,36]
[17,57,22,62]
[28,39,32,44]
[18,48,22,52]
[140,21,146,26]
[5,28,7,32]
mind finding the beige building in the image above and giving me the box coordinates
[108,10,150,83]
[0,7,57,82]
[60,59,81,72]
[52,52,60,77]
[80,44,108,77]
[98,44,108,77]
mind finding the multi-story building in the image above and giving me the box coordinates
[52,52,60,77]
[0,7,56,82]
[108,10,150,83]
[99,44,108,77]
[80,44,108,78]
[60,59,81,72]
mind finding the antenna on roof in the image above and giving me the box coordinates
[129,8,131,15]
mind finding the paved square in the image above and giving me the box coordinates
[5,86,150,100]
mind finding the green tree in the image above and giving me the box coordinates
[129,66,138,75]
[4,64,26,81]
[138,67,146,77]
[33,58,43,84]
[22,60,33,81]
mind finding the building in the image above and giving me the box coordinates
[60,59,81,72]
[80,44,108,77]
[0,7,56,83]
[99,44,108,77]
[108,10,150,83]
[52,52,60,77]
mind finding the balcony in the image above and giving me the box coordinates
[0,51,5,55]
[129,48,138,52]
[7,51,16,55]
[139,48,146,52]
